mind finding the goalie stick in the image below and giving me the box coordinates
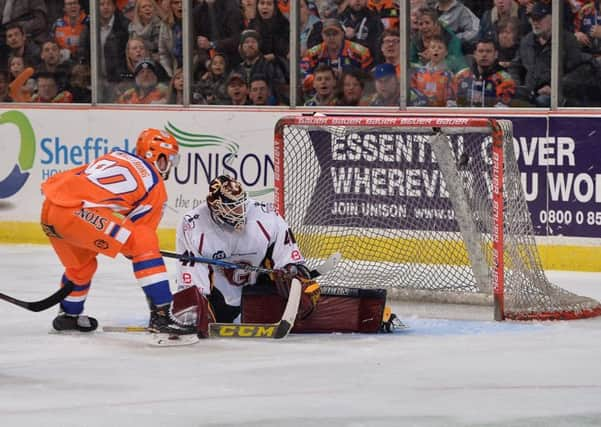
[159,250,341,279]
[103,278,302,339]
[0,281,74,312]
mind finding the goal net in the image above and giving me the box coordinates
[274,115,601,321]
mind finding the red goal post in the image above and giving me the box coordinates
[274,115,601,321]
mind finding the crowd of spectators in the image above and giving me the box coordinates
[1,0,601,106]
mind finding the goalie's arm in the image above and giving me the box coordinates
[174,214,212,295]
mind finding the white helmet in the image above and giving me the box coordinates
[206,175,247,231]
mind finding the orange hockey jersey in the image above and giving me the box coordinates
[41,150,167,231]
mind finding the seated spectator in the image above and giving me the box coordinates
[377,28,401,76]
[278,0,291,18]
[51,0,89,62]
[368,62,399,105]
[117,58,168,104]
[167,67,183,104]
[249,0,290,73]
[128,0,163,63]
[301,0,322,56]
[38,41,72,91]
[0,0,48,45]
[69,63,91,102]
[410,35,455,106]
[78,0,129,101]
[339,0,383,60]
[301,18,373,85]
[435,0,480,52]
[454,38,516,107]
[304,63,338,106]
[224,71,251,105]
[368,0,400,30]
[158,0,183,77]
[193,0,243,76]
[410,7,466,73]
[496,16,521,68]
[508,1,592,107]
[318,0,348,19]
[8,57,35,102]
[478,0,530,42]
[335,68,369,106]
[31,72,73,103]
[0,70,12,101]
[232,29,288,104]
[3,24,41,69]
[248,74,274,105]
[194,51,229,104]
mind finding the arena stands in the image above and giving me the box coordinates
[0,0,597,107]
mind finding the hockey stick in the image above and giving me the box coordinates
[103,278,303,339]
[0,281,74,312]
[160,250,341,279]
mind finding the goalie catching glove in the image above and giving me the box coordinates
[274,263,321,320]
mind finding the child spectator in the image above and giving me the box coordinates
[158,0,183,77]
[51,0,89,61]
[410,35,456,106]
[194,52,229,105]
[129,0,163,63]
[32,72,73,103]
[117,58,168,104]
[8,56,36,102]
[435,0,480,53]
[335,68,369,106]
[167,67,184,104]
[69,63,91,103]
[224,72,251,105]
[304,64,338,106]
[368,62,399,106]
[454,38,516,107]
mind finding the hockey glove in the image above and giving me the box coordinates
[274,263,321,320]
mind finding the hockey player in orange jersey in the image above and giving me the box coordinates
[40,128,195,336]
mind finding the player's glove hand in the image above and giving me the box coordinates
[274,264,321,320]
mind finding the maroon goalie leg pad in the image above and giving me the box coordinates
[172,286,214,338]
[242,285,387,333]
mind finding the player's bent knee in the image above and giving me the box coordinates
[121,224,160,258]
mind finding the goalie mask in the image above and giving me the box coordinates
[135,128,180,180]
[207,175,247,231]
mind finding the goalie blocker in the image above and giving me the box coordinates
[242,283,391,333]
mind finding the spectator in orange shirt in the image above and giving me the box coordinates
[117,58,168,104]
[31,72,74,103]
[51,0,89,61]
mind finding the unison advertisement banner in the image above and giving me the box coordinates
[1,108,601,239]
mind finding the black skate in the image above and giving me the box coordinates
[52,312,98,332]
[148,304,196,335]
[380,306,408,333]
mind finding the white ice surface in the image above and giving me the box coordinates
[1,244,601,427]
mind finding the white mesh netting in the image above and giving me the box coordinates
[275,116,601,320]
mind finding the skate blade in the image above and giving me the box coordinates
[149,333,199,347]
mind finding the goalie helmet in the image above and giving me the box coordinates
[206,175,247,231]
[135,128,180,180]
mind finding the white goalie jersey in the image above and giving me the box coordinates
[175,199,305,306]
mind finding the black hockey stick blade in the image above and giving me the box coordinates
[0,281,74,312]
